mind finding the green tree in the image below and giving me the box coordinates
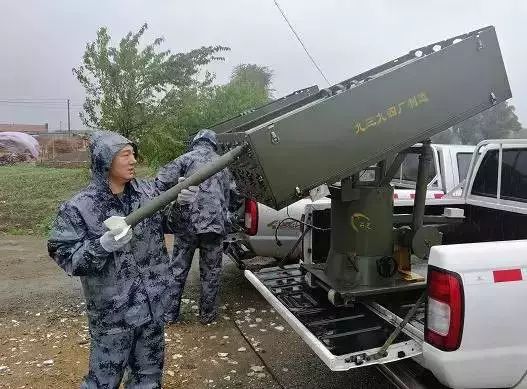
[143,64,273,167]
[205,63,273,127]
[432,102,522,145]
[200,79,270,128]
[231,64,274,96]
[73,23,229,139]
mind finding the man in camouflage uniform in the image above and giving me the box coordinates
[161,129,239,324]
[48,130,197,388]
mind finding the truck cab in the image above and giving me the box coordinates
[392,143,476,201]
[422,140,527,388]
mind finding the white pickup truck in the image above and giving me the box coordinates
[230,144,475,263]
[246,139,527,389]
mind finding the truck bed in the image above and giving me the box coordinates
[245,264,424,370]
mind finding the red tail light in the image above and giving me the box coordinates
[425,266,464,351]
[244,199,259,236]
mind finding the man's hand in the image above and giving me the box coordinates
[177,177,199,205]
[100,228,133,252]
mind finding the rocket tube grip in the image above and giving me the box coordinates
[124,144,246,227]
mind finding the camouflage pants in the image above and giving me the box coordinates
[80,320,164,389]
[171,232,223,323]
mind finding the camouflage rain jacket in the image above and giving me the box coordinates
[48,131,180,334]
[159,129,237,237]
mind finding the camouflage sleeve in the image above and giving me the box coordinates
[145,156,186,196]
[133,156,187,233]
[47,203,110,276]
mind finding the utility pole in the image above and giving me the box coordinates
[67,98,71,135]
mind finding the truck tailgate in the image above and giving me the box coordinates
[424,241,527,388]
[245,264,423,371]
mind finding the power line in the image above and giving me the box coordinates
[0,103,82,110]
[0,100,83,108]
[0,99,73,104]
[0,101,65,105]
[0,99,83,104]
[272,0,332,86]
[0,98,66,101]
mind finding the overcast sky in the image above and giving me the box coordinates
[1,0,525,131]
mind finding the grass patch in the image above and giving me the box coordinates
[0,164,155,236]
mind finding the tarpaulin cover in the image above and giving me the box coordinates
[0,132,40,158]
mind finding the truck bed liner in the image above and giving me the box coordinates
[245,264,423,370]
